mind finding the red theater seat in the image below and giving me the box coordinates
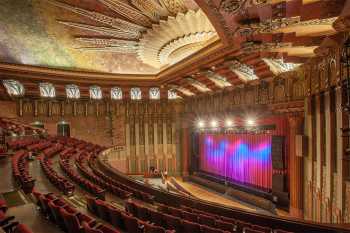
[215,219,236,232]
[162,213,182,232]
[107,205,123,229]
[198,213,216,227]
[86,196,98,215]
[136,205,150,221]
[168,206,182,218]
[182,210,198,222]
[201,225,231,233]
[60,208,95,233]
[149,209,163,226]
[14,224,33,233]
[274,230,294,233]
[95,199,110,222]
[47,198,67,227]
[243,227,265,233]
[183,219,201,233]
[82,221,120,233]
[121,212,144,233]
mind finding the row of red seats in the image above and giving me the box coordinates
[161,204,292,233]
[86,196,174,233]
[39,145,75,195]
[32,191,119,233]
[59,152,106,199]
[26,140,52,153]
[7,138,39,150]
[75,153,132,200]
[125,200,230,233]
[88,155,155,203]
[0,198,33,233]
[11,150,35,193]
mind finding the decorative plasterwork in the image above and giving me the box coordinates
[2,80,25,96]
[263,58,301,75]
[168,84,194,96]
[227,60,258,81]
[58,21,140,40]
[111,87,123,100]
[131,0,169,21]
[130,87,142,100]
[75,38,138,53]
[48,0,146,33]
[66,84,80,99]
[149,87,161,99]
[90,86,103,100]
[138,10,217,68]
[39,82,56,98]
[186,77,211,92]
[97,0,153,26]
[168,89,179,99]
[200,70,232,88]
[159,32,216,65]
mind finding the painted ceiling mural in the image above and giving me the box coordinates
[0,0,218,74]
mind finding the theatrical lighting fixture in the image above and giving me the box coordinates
[225,119,233,127]
[246,118,255,126]
[197,120,205,128]
[210,120,218,128]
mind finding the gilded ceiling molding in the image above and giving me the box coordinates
[47,0,146,33]
[97,0,153,26]
[168,84,194,96]
[75,38,138,53]
[226,60,258,81]
[138,9,217,68]
[160,0,187,15]
[58,21,140,40]
[185,77,211,92]
[131,0,169,21]
[200,70,232,88]
[262,58,301,75]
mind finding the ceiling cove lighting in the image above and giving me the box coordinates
[246,118,256,126]
[225,119,233,127]
[210,120,218,128]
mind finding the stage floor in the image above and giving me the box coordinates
[175,177,280,216]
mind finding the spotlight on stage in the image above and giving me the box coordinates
[197,120,205,128]
[210,120,218,128]
[246,118,255,126]
[225,119,233,127]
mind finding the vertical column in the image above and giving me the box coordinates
[288,114,304,218]
[181,121,190,176]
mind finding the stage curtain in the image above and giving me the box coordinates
[200,134,273,190]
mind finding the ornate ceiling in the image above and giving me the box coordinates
[0,0,349,99]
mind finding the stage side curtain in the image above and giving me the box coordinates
[199,134,272,190]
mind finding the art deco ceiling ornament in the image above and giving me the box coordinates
[2,80,25,97]
[200,70,232,88]
[168,89,179,99]
[66,84,80,99]
[168,84,194,96]
[226,60,258,81]
[262,58,301,75]
[49,0,216,69]
[185,77,211,92]
[39,82,56,98]
[138,10,217,68]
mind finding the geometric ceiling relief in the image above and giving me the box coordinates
[262,58,301,75]
[168,84,195,96]
[48,0,216,70]
[185,77,211,92]
[200,70,232,88]
[226,59,259,82]
[2,80,25,97]
[39,82,56,98]
[138,10,218,68]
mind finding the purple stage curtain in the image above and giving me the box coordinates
[199,134,272,190]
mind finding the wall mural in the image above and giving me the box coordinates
[0,0,218,74]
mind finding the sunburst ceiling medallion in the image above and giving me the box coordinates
[138,10,218,68]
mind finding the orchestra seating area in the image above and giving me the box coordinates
[1,117,349,233]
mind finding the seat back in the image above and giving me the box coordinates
[60,208,81,233]
[121,212,140,233]
[182,219,201,233]
[108,206,123,229]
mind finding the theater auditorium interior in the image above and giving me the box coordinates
[1,1,350,233]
